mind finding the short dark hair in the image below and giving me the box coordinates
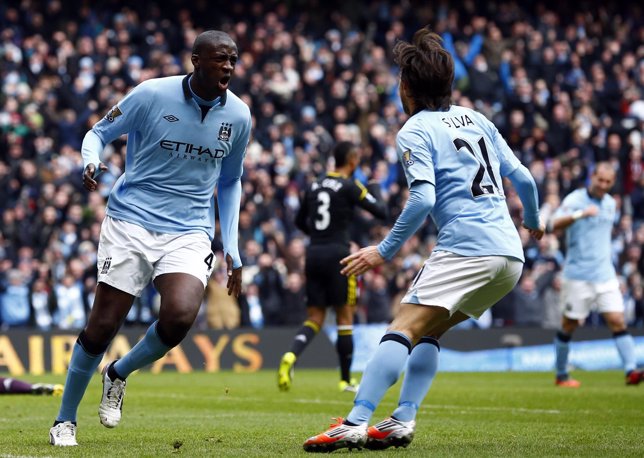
[192,30,236,55]
[393,27,454,110]
[593,161,616,177]
[333,141,356,168]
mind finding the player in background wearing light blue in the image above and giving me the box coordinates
[551,163,643,387]
[303,28,544,453]
[49,30,251,447]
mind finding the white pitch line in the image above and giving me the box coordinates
[136,391,563,415]
[1,455,52,458]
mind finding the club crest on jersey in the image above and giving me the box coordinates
[402,149,414,166]
[100,257,112,274]
[218,122,232,142]
[105,106,123,122]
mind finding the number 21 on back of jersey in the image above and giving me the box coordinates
[453,136,502,198]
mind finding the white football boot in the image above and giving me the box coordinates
[98,361,126,428]
[49,421,78,446]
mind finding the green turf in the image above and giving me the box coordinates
[0,370,642,457]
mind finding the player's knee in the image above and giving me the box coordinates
[79,327,114,354]
[387,324,419,343]
[335,313,353,326]
[606,317,626,332]
[389,313,443,343]
[157,315,194,347]
[307,309,325,326]
[88,316,122,340]
[156,324,187,348]
[561,316,579,333]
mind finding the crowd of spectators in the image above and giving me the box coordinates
[1,0,643,331]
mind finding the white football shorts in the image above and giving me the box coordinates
[96,216,215,296]
[401,250,523,319]
[560,277,623,320]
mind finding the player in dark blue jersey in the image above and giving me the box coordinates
[278,141,387,393]
[50,31,251,447]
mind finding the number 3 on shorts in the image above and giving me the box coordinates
[204,252,214,270]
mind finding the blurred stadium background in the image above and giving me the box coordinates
[1,0,643,374]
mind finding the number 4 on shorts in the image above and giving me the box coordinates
[204,253,214,270]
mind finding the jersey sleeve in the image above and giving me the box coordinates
[80,129,105,171]
[552,193,580,219]
[488,119,521,177]
[294,189,310,234]
[91,80,154,144]
[506,164,540,229]
[217,109,252,269]
[219,110,252,182]
[352,180,387,220]
[377,181,435,260]
[396,124,435,188]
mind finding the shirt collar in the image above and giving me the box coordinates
[182,73,228,106]
[586,187,603,202]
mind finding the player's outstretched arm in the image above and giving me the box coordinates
[507,164,543,239]
[522,223,545,241]
[340,245,385,276]
[551,205,598,232]
[341,181,434,276]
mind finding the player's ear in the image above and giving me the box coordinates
[399,78,409,97]
[191,53,199,70]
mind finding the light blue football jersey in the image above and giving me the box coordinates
[553,188,616,282]
[85,74,251,240]
[396,105,525,261]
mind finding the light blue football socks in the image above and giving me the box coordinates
[613,330,636,374]
[346,332,412,425]
[113,321,171,379]
[56,341,104,422]
[392,337,440,422]
[554,331,571,379]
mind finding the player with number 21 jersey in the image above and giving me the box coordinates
[397,106,529,262]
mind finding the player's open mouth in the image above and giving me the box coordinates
[218,76,231,90]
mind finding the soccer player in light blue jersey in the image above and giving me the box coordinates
[551,162,643,388]
[303,28,544,453]
[49,31,251,447]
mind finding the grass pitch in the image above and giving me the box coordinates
[0,370,642,457]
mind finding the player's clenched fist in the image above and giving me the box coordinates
[82,163,108,192]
